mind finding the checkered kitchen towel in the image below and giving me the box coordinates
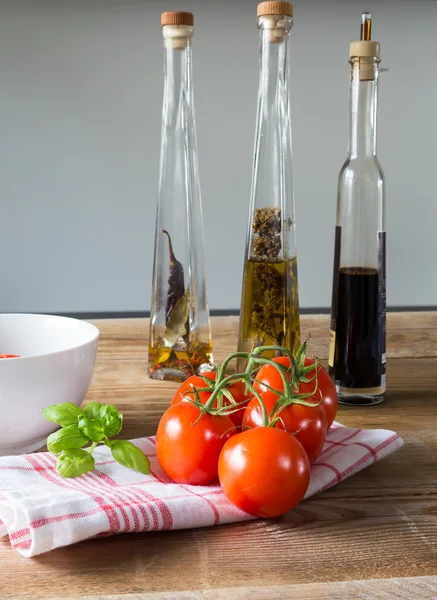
[0,422,403,557]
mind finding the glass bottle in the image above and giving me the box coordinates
[328,13,386,405]
[148,11,213,382]
[237,1,300,364]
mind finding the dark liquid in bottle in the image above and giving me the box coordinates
[330,267,383,391]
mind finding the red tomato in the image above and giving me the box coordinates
[218,427,310,518]
[253,357,338,430]
[173,372,216,401]
[303,358,338,429]
[156,402,235,485]
[252,356,290,395]
[0,354,20,359]
[172,372,250,427]
[243,391,327,464]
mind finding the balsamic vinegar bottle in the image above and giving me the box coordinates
[329,13,386,405]
[148,12,213,381]
[237,1,300,363]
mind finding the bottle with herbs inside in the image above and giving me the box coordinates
[237,1,300,364]
[148,12,213,382]
[329,13,386,405]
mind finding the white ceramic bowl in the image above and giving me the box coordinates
[0,314,99,456]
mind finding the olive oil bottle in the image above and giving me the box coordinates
[238,2,300,362]
[329,13,386,405]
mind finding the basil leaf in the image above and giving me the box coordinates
[57,449,95,478]
[100,405,123,437]
[83,402,122,437]
[42,402,84,427]
[83,402,104,421]
[107,440,150,475]
[47,424,90,454]
[78,416,105,443]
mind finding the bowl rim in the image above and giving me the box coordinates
[0,313,100,362]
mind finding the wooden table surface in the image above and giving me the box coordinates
[1,313,437,600]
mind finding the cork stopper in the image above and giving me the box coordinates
[161,12,194,27]
[161,12,194,50]
[257,2,293,43]
[349,40,380,59]
[257,1,293,17]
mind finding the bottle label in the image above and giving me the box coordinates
[328,226,342,368]
[328,329,336,369]
[378,231,387,376]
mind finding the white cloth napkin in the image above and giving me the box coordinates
[0,422,403,557]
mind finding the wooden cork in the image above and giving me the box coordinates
[257,1,293,17]
[161,12,194,50]
[257,2,293,43]
[349,41,380,59]
[161,12,194,27]
[350,41,381,81]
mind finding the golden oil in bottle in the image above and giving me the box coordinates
[238,257,300,357]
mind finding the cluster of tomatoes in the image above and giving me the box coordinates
[155,350,338,518]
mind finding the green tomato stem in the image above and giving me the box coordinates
[242,380,269,427]
[250,356,294,400]
[214,351,251,387]
[251,345,298,371]
[204,371,250,411]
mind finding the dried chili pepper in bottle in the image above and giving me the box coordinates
[148,12,213,381]
[161,230,185,323]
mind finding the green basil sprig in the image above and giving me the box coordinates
[43,402,150,479]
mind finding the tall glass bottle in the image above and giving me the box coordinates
[238,1,300,363]
[148,12,213,382]
[329,13,386,405]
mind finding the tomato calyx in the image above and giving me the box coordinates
[289,339,322,388]
[252,339,323,390]
[177,375,217,397]
[186,385,250,423]
[263,400,322,435]
[173,371,250,421]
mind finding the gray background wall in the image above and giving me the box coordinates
[0,0,436,313]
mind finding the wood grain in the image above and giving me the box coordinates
[63,575,437,599]
[1,314,436,600]
[90,313,437,361]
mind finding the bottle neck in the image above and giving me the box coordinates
[247,15,295,262]
[162,26,193,125]
[348,60,379,158]
[259,17,291,113]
